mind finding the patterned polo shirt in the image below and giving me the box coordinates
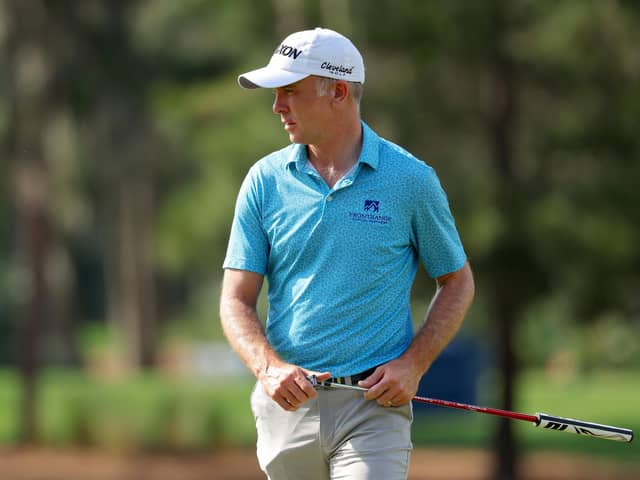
[223,121,466,377]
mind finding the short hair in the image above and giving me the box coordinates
[314,76,364,106]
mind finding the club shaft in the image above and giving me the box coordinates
[320,381,633,442]
[324,382,536,423]
[412,395,538,423]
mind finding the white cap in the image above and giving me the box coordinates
[238,28,365,89]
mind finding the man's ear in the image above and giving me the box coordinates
[332,80,349,104]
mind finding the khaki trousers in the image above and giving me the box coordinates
[250,382,413,480]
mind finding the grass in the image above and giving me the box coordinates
[0,368,637,463]
[0,369,256,451]
[516,369,638,461]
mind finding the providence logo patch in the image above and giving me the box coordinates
[364,200,380,212]
[348,199,392,225]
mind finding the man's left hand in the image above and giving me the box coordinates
[357,358,422,407]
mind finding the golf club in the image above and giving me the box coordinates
[308,376,634,443]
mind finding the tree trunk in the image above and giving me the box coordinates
[115,179,157,369]
[3,0,54,443]
[15,163,51,443]
[89,1,159,373]
[488,2,520,478]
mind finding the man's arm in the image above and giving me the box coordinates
[360,261,475,406]
[219,268,330,410]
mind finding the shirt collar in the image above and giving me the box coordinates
[286,121,380,171]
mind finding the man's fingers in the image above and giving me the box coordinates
[263,365,322,409]
[275,380,306,404]
[360,368,389,400]
[273,384,303,411]
[290,377,314,402]
[302,370,331,390]
[276,396,298,411]
[371,385,400,405]
[358,361,420,405]
[314,371,332,382]
[358,367,383,389]
[273,369,333,410]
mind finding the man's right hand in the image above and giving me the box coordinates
[260,363,331,411]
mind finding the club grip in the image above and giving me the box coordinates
[535,413,633,443]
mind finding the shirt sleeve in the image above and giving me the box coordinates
[222,166,270,275]
[412,168,467,278]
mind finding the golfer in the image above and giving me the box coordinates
[220,27,475,479]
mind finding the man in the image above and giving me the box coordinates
[220,27,474,479]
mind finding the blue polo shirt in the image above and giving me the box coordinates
[223,122,466,377]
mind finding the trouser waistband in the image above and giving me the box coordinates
[329,366,377,386]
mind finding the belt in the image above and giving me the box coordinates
[329,366,377,386]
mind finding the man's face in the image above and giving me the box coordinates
[272,76,331,144]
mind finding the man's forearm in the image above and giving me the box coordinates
[403,262,475,376]
[220,298,280,378]
[220,269,329,411]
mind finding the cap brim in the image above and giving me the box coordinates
[237,66,309,89]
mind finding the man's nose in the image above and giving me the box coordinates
[272,91,288,114]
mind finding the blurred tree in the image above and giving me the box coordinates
[2,0,56,443]
[72,0,160,370]
[484,4,525,478]
[514,0,640,339]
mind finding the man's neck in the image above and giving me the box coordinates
[307,118,363,175]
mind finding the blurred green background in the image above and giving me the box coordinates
[0,1,638,479]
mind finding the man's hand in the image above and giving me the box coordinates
[357,358,421,407]
[260,363,331,411]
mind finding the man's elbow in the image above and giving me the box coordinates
[462,261,475,301]
[437,262,475,313]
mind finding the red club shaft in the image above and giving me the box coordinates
[312,377,538,423]
[411,395,538,423]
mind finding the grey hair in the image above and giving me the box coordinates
[315,76,364,106]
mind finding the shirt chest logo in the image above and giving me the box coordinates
[348,199,392,225]
[364,200,380,212]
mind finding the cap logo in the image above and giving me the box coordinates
[275,44,303,60]
[320,61,354,76]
